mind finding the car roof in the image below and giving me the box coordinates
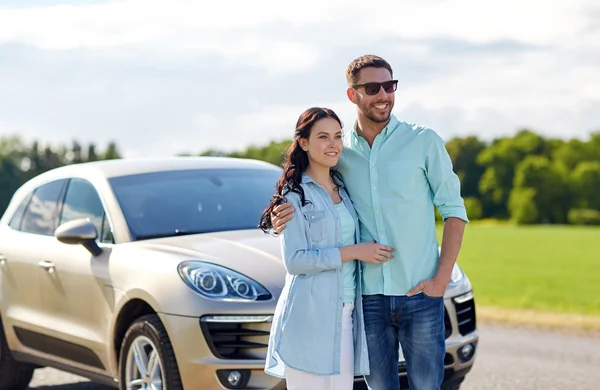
[1,156,282,226]
[35,156,281,180]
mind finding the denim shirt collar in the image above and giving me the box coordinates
[301,172,345,188]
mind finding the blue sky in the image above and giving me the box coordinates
[0,0,599,157]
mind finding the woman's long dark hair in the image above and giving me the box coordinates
[258,107,343,233]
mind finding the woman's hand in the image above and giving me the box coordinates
[340,241,395,264]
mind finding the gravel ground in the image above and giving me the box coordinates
[27,324,600,389]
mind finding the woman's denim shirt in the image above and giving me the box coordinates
[264,173,370,377]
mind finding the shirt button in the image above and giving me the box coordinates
[371,163,375,166]
[376,210,380,214]
[373,186,376,190]
[381,235,385,239]
[383,263,387,267]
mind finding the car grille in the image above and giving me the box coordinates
[443,307,452,339]
[454,295,477,336]
[200,317,271,360]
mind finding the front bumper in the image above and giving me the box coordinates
[158,313,285,390]
[159,290,478,390]
[440,291,479,384]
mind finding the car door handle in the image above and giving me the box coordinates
[38,260,56,273]
[0,254,6,266]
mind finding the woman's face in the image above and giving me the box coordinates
[300,117,343,169]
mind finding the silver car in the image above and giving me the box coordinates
[0,157,478,390]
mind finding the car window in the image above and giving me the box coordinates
[59,178,113,243]
[8,192,33,230]
[109,168,282,240]
[100,213,114,244]
[20,180,67,236]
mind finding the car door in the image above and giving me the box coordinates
[0,179,67,355]
[36,177,117,373]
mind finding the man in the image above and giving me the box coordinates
[271,54,468,390]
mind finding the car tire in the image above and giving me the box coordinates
[118,314,183,390]
[0,321,35,390]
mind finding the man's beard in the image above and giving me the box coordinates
[362,103,392,123]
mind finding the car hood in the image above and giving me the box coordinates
[130,229,287,293]
[127,229,472,301]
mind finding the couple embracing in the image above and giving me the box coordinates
[258,54,468,390]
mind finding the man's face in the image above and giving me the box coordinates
[349,67,396,124]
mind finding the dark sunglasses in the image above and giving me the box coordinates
[352,80,398,96]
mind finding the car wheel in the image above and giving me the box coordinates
[0,322,35,390]
[119,314,183,390]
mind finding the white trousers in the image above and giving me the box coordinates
[285,302,355,390]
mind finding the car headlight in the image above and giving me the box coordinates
[178,261,271,302]
[450,263,465,284]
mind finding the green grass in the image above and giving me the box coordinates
[437,223,600,316]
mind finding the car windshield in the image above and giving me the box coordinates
[109,167,282,241]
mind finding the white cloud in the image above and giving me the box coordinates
[367,0,584,45]
[0,0,588,49]
[0,0,340,72]
[0,0,598,157]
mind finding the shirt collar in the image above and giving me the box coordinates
[301,172,345,188]
[301,173,314,184]
[351,114,399,142]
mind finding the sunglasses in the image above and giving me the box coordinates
[352,80,398,96]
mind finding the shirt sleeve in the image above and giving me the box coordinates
[280,192,343,275]
[425,130,469,223]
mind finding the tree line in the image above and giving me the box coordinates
[1,129,599,225]
[0,136,121,216]
[200,130,600,225]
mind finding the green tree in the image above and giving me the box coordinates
[508,187,539,225]
[103,142,121,160]
[0,136,26,161]
[230,140,291,166]
[87,143,98,162]
[0,159,22,217]
[477,130,549,218]
[40,145,65,172]
[511,156,570,223]
[572,162,600,211]
[463,197,483,220]
[202,140,292,167]
[200,149,228,157]
[553,139,594,171]
[445,136,486,198]
[71,140,84,164]
[0,136,26,217]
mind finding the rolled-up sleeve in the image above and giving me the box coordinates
[280,193,342,275]
[425,131,469,223]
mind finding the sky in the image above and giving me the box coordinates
[0,0,599,158]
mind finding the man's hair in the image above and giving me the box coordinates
[345,55,393,86]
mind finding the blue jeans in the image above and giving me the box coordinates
[362,293,445,390]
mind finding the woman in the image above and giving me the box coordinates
[259,107,395,389]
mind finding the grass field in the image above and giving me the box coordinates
[437,223,600,317]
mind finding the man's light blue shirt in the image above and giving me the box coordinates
[336,114,469,296]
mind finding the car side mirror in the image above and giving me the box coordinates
[55,219,103,256]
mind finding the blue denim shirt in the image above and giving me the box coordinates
[265,174,370,377]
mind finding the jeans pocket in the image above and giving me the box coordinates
[422,292,444,300]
